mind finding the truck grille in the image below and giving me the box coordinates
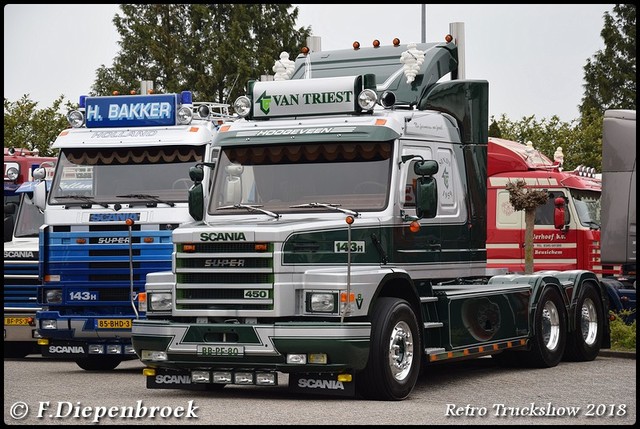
[4,258,40,309]
[175,242,274,310]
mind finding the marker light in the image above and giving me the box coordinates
[126,218,135,226]
[300,46,310,55]
[345,216,354,225]
[353,41,360,50]
[445,34,453,43]
[393,38,401,47]
[181,91,193,105]
[409,221,421,233]
[373,39,380,48]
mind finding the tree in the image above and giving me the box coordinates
[580,4,636,117]
[505,180,549,274]
[489,114,602,172]
[91,5,311,105]
[3,95,72,156]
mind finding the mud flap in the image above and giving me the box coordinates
[288,373,356,397]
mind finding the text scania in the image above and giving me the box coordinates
[200,232,247,242]
[297,378,345,390]
[49,345,85,354]
[155,375,191,384]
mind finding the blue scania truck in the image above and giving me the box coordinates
[32,88,230,370]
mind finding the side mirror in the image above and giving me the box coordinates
[33,180,47,211]
[413,160,438,219]
[188,183,204,221]
[553,197,568,230]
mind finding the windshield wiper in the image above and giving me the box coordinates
[62,195,109,208]
[290,202,359,217]
[116,194,175,207]
[218,204,280,219]
[584,221,600,230]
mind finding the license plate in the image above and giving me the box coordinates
[197,345,244,357]
[96,319,132,329]
[4,317,31,326]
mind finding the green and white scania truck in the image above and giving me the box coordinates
[131,23,610,400]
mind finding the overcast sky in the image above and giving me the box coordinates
[4,4,614,122]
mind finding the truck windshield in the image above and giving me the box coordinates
[209,141,393,214]
[49,146,205,205]
[13,193,43,238]
[571,189,601,228]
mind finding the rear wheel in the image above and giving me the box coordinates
[75,356,123,371]
[564,283,603,361]
[356,297,421,401]
[521,287,566,368]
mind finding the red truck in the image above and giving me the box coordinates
[486,137,602,275]
[4,147,56,242]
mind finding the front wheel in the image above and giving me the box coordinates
[75,356,123,371]
[521,287,567,368]
[563,283,603,361]
[356,297,421,401]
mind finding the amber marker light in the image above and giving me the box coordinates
[126,218,135,227]
[345,216,355,225]
[353,41,360,50]
[76,238,87,244]
[372,39,380,48]
[130,90,136,95]
[144,237,154,243]
[219,125,231,133]
[445,34,453,43]
[375,119,387,126]
[189,127,199,133]
[340,292,355,302]
[183,244,196,253]
[393,38,401,47]
[255,243,268,252]
[409,221,421,233]
[300,46,310,55]
[112,90,120,96]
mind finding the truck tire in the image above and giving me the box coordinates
[75,356,123,371]
[521,287,566,368]
[563,283,603,361]
[356,297,421,401]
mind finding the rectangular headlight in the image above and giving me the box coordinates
[40,319,57,329]
[307,292,337,313]
[149,292,172,311]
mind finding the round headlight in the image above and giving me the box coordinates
[6,166,19,181]
[357,89,377,111]
[233,96,251,117]
[67,110,85,128]
[177,106,193,125]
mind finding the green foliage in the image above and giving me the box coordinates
[3,95,73,156]
[91,4,311,105]
[608,309,636,351]
[489,114,603,172]
[580,4,636,117]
